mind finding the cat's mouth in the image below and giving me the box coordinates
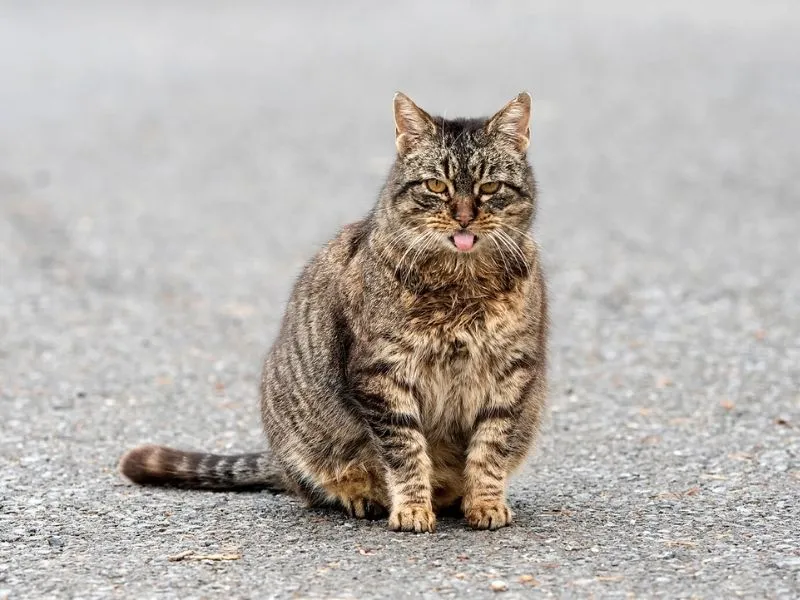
[450,232,477,252]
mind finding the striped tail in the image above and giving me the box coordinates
[119,444,287,491]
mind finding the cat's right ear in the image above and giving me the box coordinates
[393,92,436,155]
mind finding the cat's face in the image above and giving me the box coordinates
[383,93,536,262]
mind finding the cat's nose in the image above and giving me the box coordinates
[452,197,476,227]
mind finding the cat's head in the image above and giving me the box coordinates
[378,92,536,273]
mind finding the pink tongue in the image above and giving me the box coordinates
[453,232,475,251]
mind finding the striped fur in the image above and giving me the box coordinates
[120,92,548,532]
[119,445,285,490]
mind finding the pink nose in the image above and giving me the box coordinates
[453,198,476,227]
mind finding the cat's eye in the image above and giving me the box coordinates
[425,179,448,194]
[479,181,501,195]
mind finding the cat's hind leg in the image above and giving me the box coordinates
[320,464,389,520]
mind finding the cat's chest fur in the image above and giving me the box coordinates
[397,289,528,440]
[411,334,491,440]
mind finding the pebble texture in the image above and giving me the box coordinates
[1,1,798,598]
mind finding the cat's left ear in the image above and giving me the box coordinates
[485,92,532,152]
[393,92,437,155]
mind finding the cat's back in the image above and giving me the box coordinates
[283,218,371,307]
[261,219,372,428]
[265,219,372,379]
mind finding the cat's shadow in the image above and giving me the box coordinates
[299,493,596,537]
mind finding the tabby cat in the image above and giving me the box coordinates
[120,92,548,532]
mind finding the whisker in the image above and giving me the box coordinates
[497,230,527,267]
[394,231,427,279]
[382,227,415,257]
[502,223,534,240]
[492,231,515,265]
[405,230,438,288]
[494,230,523,269]
[489,233,510,275]
[397,230,435,288]
[375,229,415,266]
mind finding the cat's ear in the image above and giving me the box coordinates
[485,92,532,152]
[393,92,437,155]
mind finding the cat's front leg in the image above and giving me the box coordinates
[462,403,516,530]
[353,374,435,533]
[462,369,545,530]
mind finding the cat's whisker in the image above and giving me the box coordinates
[495,228,526,259]
[488,233,511,275]
[382,227,415,258]
[495,230,527,269]
[502,223,535,241]
[393,233,424,273]
[400,234,425,288]
[404,230,438,288]
[504,231,528,265]
[408,234,438,289]
[501,223,527,234]
[395,230,433,285]
[492,232,515,267]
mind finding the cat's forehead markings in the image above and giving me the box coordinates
[477,160,491,182]
[443,153,458,180]
[467,152,487,180]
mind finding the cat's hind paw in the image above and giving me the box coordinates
[342,496,387,520]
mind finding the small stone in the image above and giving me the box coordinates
[490,580,508,592]
[50,396,74,410]
[655,375,673,389]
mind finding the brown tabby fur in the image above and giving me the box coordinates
[120,92,548,532]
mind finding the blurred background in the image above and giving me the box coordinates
[1,1,798,598]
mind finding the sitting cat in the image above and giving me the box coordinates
[120,92,548,533]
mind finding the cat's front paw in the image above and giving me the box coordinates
[388,503,436,533]
[464,499,513,530]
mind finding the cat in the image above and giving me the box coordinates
[120,92,548,533]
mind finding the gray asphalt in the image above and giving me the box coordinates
[1,2,798,598]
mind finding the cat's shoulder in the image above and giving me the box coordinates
[324,218,372,266]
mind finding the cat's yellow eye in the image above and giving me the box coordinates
[479,181,501,195]
[425,179,448,194]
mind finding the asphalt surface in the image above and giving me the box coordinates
[1,2,798,598]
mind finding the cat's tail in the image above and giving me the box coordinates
[118,444,287,491]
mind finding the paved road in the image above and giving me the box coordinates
[1,2,798,598]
